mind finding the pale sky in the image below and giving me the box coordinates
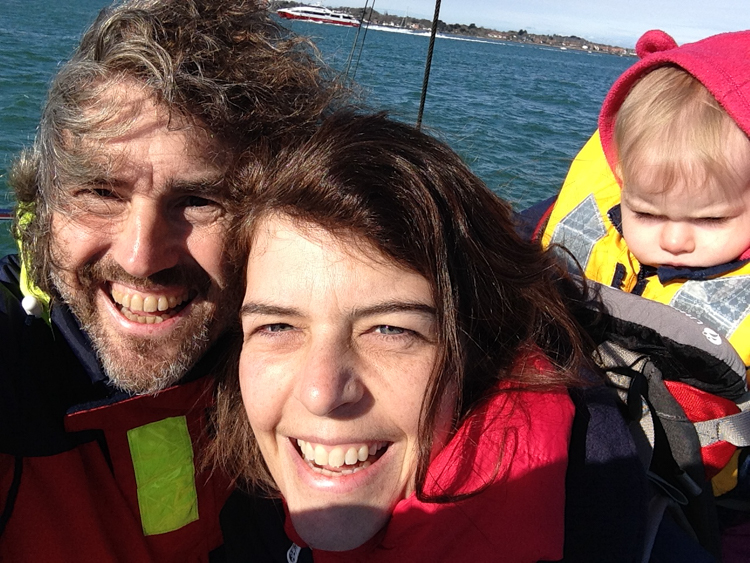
[334,0,750,48]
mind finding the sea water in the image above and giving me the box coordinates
[293,20,632,207]
[0,2,633,255]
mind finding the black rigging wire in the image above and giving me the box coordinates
[416,0,442,129]
[350,0,374,79]
[343,0,439,121]
[343,1,367,78]
[343,1,374,81]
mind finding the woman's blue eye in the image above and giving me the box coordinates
[265,323,293,332]
[375,325,405,335]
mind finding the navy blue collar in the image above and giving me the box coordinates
[51,303,108,386]
[655,260,750,283]
[607,204,750,283]
[51,300,232,409]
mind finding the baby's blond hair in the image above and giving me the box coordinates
[615,66,750,197]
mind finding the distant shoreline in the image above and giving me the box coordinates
[364,24,635,56]
[270,1,636,56]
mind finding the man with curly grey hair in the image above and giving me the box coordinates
[0,0,345,560]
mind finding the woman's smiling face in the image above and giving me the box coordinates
[239,214,447,551]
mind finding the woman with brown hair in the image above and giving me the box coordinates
[211,112,649,562]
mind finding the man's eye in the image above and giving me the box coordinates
[183,196,215,208]
[374,325,406,336]
[74,185,119,199]
[65,186,124,216]
[89,187,118,198]
[180,195,226,224]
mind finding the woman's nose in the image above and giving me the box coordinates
[295,338,365,417]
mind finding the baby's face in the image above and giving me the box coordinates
[621,176,750,268]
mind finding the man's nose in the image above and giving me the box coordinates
[110,199,181,278]
[660,222,695,255]
[295,337,365,417]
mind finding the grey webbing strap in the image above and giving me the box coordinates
[695,409,750,448]
[596,341,656,464]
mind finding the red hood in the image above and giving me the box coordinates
[599,29,750,174]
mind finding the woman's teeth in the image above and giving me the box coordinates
[296,439,388,472]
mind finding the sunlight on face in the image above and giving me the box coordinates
[621,175,750,268]
[239,215,451,551]
[49,84,235,393]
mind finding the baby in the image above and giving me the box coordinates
[539,29,750,562]
[616,63,750,271]
[543,29,750,365]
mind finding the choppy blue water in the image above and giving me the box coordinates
[0,3,633,255]
[298,20,632,206]
[0,0,113,253]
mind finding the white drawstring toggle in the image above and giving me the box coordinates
[22,295,43,318]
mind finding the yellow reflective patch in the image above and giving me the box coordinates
[17,207,51,324]
[127,416,199,535]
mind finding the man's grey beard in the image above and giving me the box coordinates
[49,262,227,396]
[86,315,211,395]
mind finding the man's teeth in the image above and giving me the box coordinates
[111,289,190,323]
[296,439,387,469]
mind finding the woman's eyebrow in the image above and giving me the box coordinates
[240,303,301,318]
[239,301,436,319]
[351,302,436,319]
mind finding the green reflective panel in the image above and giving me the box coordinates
[127,416,199,535]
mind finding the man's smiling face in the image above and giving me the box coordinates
[49,85,239,394]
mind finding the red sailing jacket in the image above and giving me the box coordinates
[0,255,232,562]
[284,374,576,562]
[0,377,231,563]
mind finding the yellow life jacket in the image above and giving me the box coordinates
[542,130,750,370]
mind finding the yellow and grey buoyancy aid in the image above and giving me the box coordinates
[542,130,750,369]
